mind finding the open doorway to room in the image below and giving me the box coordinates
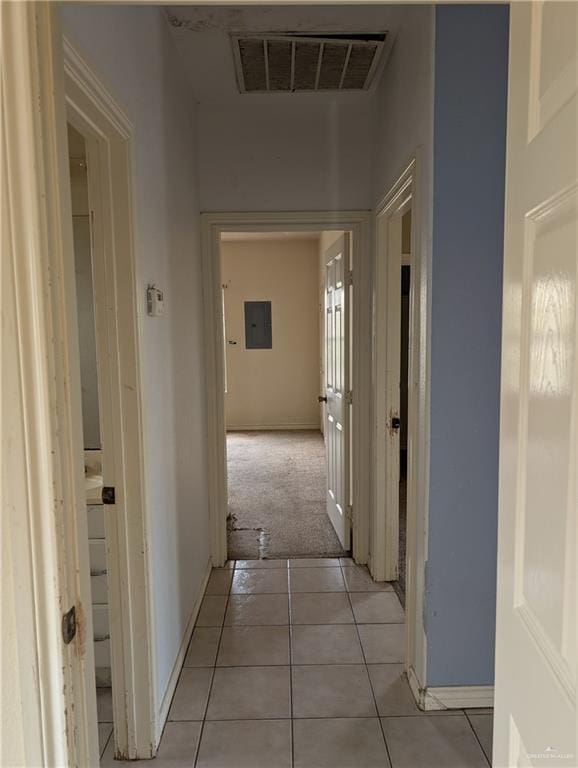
[220,230,352,561]
[63,46,156,759]
[396,210,412,602]
[66,123,114,760]
[373,161,421,648]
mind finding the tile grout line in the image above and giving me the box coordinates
[229,589,396,595]
[176,561,410,767]
[216,563,492,764]
[168,711,470,722]
[193,567,233,768]
[100,726,113,761]
[340,562,396,768]
[464,710,493,768]
[288,568,295,768]
[195,661,405,668]
[211,622,404,628]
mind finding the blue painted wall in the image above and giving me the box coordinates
[426,5,509,687]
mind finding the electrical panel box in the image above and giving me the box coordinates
[244,301,272,349]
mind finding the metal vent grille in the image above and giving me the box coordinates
[232,33,386,93]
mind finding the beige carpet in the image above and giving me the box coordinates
[226,430,348,559]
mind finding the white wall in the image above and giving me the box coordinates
[221,238,320,430]
[60,5,211,717]
[373,6,434,205]
[199,100,374,212]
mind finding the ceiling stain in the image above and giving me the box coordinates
[166,9,249,34]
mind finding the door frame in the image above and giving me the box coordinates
[2,5,94,764]
[63,39,157,759]
[2,6,156,758]
[201,211,372,566]
[373,156,429,686]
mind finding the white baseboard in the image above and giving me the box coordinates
[155,558,212,745]
[407,665,425,707]
[424,685,494,710]
[407,666,494,710]
[227,423,321,431]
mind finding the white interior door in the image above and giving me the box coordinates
[494,3,577,766]
[323,233,351,549]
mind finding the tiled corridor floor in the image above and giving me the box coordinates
[100,559,493,767]
[97,691,113,758]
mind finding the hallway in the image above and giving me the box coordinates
[100,559,492,767]
[227,432,347,559]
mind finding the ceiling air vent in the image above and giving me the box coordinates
[232,33,387,93]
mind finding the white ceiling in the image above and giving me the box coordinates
[221,231,321,242]
[165,5,402,104]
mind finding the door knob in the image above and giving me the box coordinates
[318,395,328,403]
[391,416,401,430]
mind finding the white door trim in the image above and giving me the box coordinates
[374,179,412,583]
[201,211,372,566]
[373,156,430,690]
[63,39,157,759]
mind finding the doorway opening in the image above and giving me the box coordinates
[372,161,424,693]
[67,123,114,759]
[220,230,352,560]
[64,43,156,760]
[396,211,412,602]
[201,212,372,570]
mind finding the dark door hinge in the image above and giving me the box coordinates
[62,605,77,644]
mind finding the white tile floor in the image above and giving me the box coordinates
[100,558,493,767]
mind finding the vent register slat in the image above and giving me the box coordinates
[234,34,385,93]
[343,44,378,89]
